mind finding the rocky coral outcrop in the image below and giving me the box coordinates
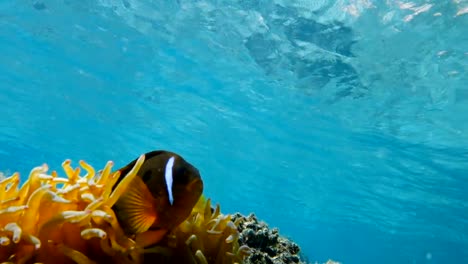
[232,213,306,264]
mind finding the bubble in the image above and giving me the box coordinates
[426,252,432,260]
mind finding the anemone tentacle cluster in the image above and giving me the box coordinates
[0,157,249,264]
[0,156,146,264]
[147,198,251,264]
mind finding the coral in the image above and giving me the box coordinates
[232,213,305,264]
[324,261,341,264]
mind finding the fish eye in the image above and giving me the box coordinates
[175,166,190,184]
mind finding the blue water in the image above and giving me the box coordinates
[1,1,467,263]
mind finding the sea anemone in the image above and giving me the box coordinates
[0,156,146,264]
[0,155,249,264]
[143,197,251,264]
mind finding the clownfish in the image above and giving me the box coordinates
[112,150,203,247]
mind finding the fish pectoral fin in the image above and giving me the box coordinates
[135,229,168,248]
[114,176,157,234]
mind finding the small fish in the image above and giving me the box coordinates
[112,150,203,246]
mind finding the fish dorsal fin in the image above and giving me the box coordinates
[114,175,157,234]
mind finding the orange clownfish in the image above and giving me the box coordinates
[112,150,203,247]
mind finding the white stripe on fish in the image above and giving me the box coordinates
[165,156,175,205]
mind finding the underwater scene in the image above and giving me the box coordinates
[0,0,467,263]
